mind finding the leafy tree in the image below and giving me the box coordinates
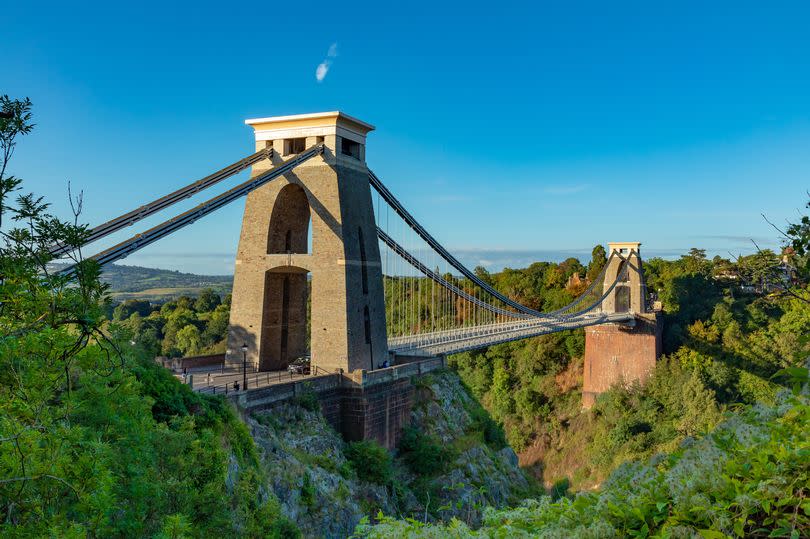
[543,265,565,289]
[194,287,221,312]
[175,295,194,311]
[0,95,33,228]
[202,303,230,348]
[738,249,780,288]
[160,300,177,315]
[558,257,585,280]
[676,369,721,436]
[587,244,607,280]
[0,98,296,536]
[176,324,202,355]
[162,307,198,356]
[113,298,153,320]
[0,96,113,533]
[489,362,515,420]
[681,247,710,275]
[785,198,810,279]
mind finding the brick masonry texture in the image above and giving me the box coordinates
[582,312,663,408]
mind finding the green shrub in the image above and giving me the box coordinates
[466,394,508,450]
[506,423,532,452]
[300,472,316,508]
[268,519,301,539]
[480,413,508,449]
[254,411,281,430]
[293,386,320,412]
[291,448,353,478]
[344,440,393,485]
[129,353,204,422]
[397,427,453,476]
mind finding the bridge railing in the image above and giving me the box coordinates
[195,370,305,395]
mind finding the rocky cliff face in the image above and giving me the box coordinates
[408,371,532,525]
[245,370,533,538]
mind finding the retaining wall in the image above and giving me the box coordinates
[233,355,445,449]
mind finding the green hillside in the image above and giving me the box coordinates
[52,263,233,302]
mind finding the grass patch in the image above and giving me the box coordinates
[292,384,320,412]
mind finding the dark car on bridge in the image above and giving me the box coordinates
[287,355,311,375]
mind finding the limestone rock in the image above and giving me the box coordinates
[246,370,532,537]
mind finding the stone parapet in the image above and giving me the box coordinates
[343,355,446,388]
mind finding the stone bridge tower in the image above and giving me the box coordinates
[226,112,389,374]
[582,242,662,408]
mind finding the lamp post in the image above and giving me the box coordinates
[240,343,248,391]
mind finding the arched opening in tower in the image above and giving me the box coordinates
[267,183,311,254]
[259,266,310,371]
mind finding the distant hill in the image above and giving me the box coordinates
[52,263,233,303]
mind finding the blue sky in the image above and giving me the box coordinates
[3,1,809,274]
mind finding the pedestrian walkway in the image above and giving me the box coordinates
[177,366,321,395]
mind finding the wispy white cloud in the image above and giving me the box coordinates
[315,63,330,82]
[315,42,338,83]
[543,184,589,195]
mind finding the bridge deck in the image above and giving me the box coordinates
[388,311,636,356]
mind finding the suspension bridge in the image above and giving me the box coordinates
[55,111,661,423]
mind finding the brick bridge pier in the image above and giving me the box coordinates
[582,243,663,408]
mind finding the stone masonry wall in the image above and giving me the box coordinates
[339,379,414,449]
[234,356,445,449]
[228,138,388,375]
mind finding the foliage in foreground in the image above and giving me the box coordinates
[0,96,296,537]
[354,378,809,538]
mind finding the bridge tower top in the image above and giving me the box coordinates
[228,111,388,375]
[608,241,641,256]
[245,111,374,166]
[602,241,647,315]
